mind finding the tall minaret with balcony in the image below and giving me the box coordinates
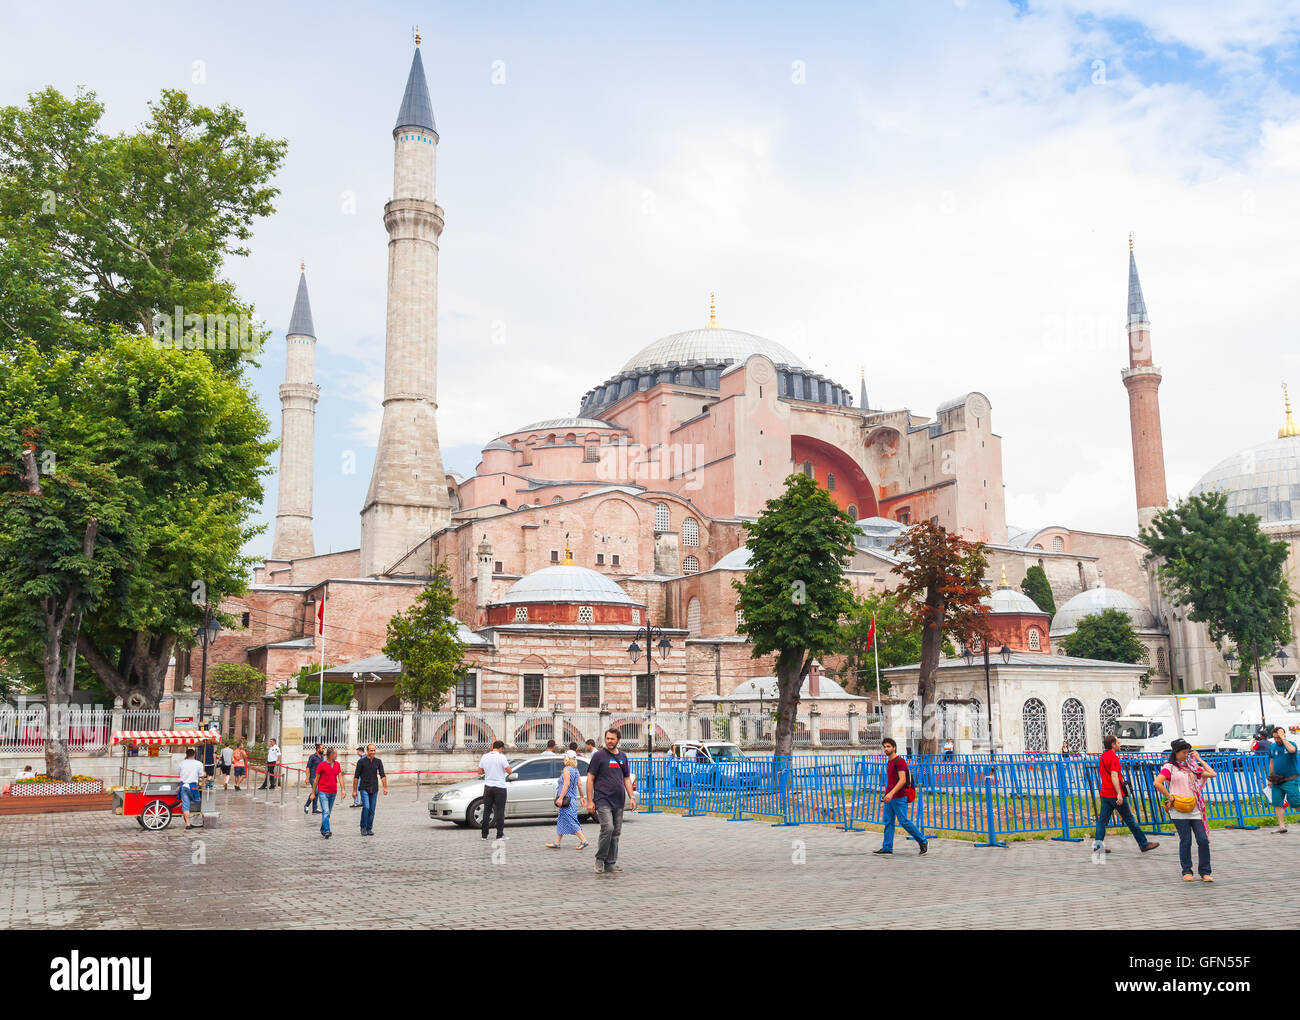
[271,263,319,560]
[359,35,451,575]
[1122,236,1168,532]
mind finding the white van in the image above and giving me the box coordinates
[1112,692,1289,754]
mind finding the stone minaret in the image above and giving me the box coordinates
[271,264,319,560]
[1122,237,1168,532]
[476,536,493,609]
[359,40,452,576]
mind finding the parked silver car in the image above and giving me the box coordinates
[428,754,637,829]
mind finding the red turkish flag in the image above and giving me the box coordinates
[866,613,875,650]
[317,589,325,634]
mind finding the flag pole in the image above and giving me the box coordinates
[872,612,882,717]
[318,583,326,745]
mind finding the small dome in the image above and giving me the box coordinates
[510,417,617,433]
[1050,586,1161,636]
[981,585,1045,616]
[713,546,753,571]
[620,327,807,374]
[1191,434,1300,525]
[501,565,634,605]
[482,439,513,452]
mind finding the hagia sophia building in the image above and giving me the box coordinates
[201,43,1300,755]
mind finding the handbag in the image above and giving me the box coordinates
[558,767,573,809]
[1171,794,1197,813]
[905,766,916,804]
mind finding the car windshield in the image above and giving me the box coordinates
[1226,724,1257,740]
[705,745,744,759]
[1114,719,1149,740]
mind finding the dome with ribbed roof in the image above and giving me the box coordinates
[982,585,1045,616]
[620,327,806,373]
[1191,434,1300,526]
[1050,587,1161,637]
[502,565,634,605]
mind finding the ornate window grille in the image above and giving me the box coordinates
[1022,698,1048,752]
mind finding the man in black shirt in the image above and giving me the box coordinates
[304,743,324,814]
[351,744,388,835]
[584,728,637,875]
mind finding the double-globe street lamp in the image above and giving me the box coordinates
[196,606,221,729]
[1223,643,1290,730]
[627,624,671,809]
[962,638,1011,757]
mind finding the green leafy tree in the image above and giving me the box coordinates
[1141,491,1294,693]
[207,662,267,704]
[891,521,991,754]
[290,662,351,706]
[0,340,132,779]
[734,474,858,758]
[1059,608,1146,664]
[1021,564,1056,616]
[836,591,957,699]
[0,87,286,371]
[383,564,466,711]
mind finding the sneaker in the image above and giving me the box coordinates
[303,803,309,814]
[605,864,623,873]
[872,848,892,855]
[1140,841,1160,853]
[1272,828,1288,835]
[918,841,928,856]
[594,862,607,875]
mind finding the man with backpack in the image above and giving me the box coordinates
[873,737,928,856]
[1092,733,1160,855]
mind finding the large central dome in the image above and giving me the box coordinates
[579,316,851,419]
[1192,434,1300,526]
[620,327,807,374]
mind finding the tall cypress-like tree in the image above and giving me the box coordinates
[1021,565,1057,616]
[383,564,466,712]
[734,474,858,759]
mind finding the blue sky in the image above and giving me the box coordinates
[6,0,1300,557]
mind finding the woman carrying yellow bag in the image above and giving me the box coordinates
[1155,738,1216,883]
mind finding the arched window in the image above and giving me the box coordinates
[683,555,700,574]
[1100,698,1121,738]
[1077,562,1085,589]
[552,496,563,504]
[1051,536,1064,552]
[735,607,745,630]
[1027,628,1041,651]
[654,503,670,532]
[802,460,813,477]
[970,697,987,740]
[847,504,857,520]
[1022,698,1048,752]
[1138,645,1150,665]
[1061,698,1087,751]
[827,473,836,491]
[1156,647,1168,674]
[687,597,702,636]
[681,518,699,546]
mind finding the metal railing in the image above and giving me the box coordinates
[626,750,1295,839]
[413,712,456,750]
[303,707,349,749]
[357,711,403,750]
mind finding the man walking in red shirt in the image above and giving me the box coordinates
[1092,734,1159,856]
[310,747,343,839]
[872,738,928,856]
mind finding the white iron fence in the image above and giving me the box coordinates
[413,711,456,750]
[358,710,403,750]
[1,704,114,752]
[303,706,349,749]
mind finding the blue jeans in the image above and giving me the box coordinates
[881,797,925,851]
[1173,818,1210,876]
[179,783,200,812]
[360,788,378,831]
[1092,796,1149,849]
[318,792,336,834]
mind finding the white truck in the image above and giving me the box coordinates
[1217,708,1300,753]
[1111,691,1292,754]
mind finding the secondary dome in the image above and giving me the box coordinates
[982,585,1044,616]
[1050,586,1161,637]
[620,327,807,374]
[501,565,634,605]
[1191,434,1300,526]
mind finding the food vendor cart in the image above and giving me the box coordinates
[112,730,222,831]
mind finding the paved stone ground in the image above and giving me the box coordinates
[2,788,1296,929]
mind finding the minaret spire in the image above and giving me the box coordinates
[859,366,869,412]
[272,264,320,560]
[360,42,451,576]
[1281,383,1299,439]
[1121,237,1168,532]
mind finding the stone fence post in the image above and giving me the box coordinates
[400,700,415,751]
[552,705,564,748]
[598,707,610,742]
[346,699,360,754]
[847,705,860,747]
[110,697,124,736]
[453,706,466,750]
[809,704,822,749]
[504,706,517,750]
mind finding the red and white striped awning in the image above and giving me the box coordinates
[111,730,221,746]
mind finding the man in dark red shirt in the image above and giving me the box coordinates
[872,738,928,856]
[1092,734,1159,855]
[309,747,343,839]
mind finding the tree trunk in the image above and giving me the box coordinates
[78,631,176,707]
[917,599,945,756]
[771,647,808,760]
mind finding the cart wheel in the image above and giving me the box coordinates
[141,800,172,831]
[136,815,147,829]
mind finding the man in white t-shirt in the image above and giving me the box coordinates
[177,748,205,830]
[258,738,281,790]
[478,740,513,841]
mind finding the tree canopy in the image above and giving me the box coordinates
[836,590,956,699]
[1059,608,1147,665]
[1141,491,1293,692]
[207,662,268,704]
[383,564,466,711]
[1021,565,1056,616]
[734,474,858,757]
[890,520,990,754]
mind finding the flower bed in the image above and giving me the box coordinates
[9,777,104,797]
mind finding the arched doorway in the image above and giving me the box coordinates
[1061,698,1087,752]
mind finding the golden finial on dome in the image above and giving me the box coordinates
[1000,564,1008,588]
[414,25,421,46]
[300,259,305,274]
[563,532,574,565]
[707,293,718,329]
[1281,383,1299,439]
[1128,231,1133,252]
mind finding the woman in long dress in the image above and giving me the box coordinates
[546,752,590,850]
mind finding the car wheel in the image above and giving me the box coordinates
[467,798,484,829]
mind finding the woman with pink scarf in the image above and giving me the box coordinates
[1154,738,1216,883]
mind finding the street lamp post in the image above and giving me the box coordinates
[962,639,1003,758]
[627,621,671,812]
[1252,640,1267,731]
[196,604,220,728]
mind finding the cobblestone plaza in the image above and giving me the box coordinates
[3,794,1296,929]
